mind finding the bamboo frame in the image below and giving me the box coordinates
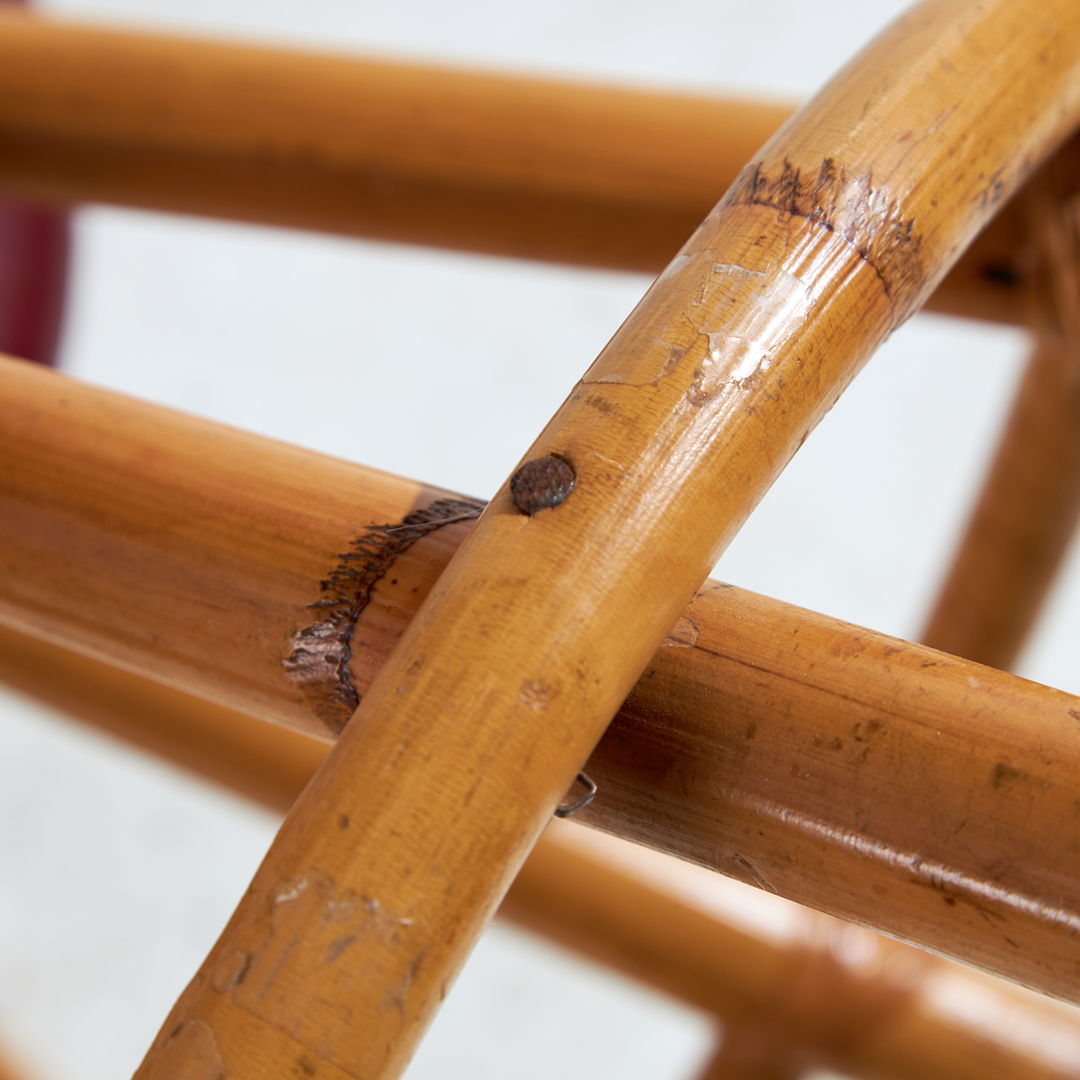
[0,8,1033,326]
[133,0,1080,1062]
[3,0,1080,1073]
[4,626,1078,1080]
[5,356,1080,1003]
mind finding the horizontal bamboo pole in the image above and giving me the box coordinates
[5,357,1080,1004]
[0,9,1032,326]
[4,626,1078,1080]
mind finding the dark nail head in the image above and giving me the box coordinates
[510,454,575,516]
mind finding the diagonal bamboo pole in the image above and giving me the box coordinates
[922,164,1080,670]
[15,0,1073,1071]
[5,356,1080,1000]
[0,9,1034,325]
[5,628,1079,1080]
[921,334,1080,668]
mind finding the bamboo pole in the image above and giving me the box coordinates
[921,335,1080,667]
[922,166,1080,670]
[5,628,1079,1080]
[0,9,1033,326]
[6,356,1080,1002]
[20,0,1077,1069]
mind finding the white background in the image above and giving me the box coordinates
[2,0,1079,1077]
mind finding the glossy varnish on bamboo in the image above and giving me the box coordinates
[52,0,1079,1073]
[4,627,1079,1080]
[6,355,1080,1003]
[0,9,1040,326]
[0,355,453,738]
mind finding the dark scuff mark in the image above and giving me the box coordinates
[285,497,485,731]
[991,762,1023,789]
[981,260,1020,287]
[726,157,925,311]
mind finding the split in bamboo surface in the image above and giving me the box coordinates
[0,8,1035,326]
[24,0,1080,1070]
[4,626,1080,1080]
[4,355,1080,1005]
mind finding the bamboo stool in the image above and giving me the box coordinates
[2,0,1080,1077]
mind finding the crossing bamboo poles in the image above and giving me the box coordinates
[5,339,1080,1006]
[27,0,1080,1071]
[4,628,1079,1080]
[0,8,1035,325]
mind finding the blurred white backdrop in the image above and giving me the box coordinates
[1,0,1077,1077]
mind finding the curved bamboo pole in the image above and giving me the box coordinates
[21,0,1077,1070]
[5,356,1080,1002]
[0,9,1033,325]
[4,628,1078,1080]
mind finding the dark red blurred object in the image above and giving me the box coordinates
[0,0,71,367]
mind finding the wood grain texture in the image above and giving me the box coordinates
[0,8,1042,326]
[0,355,455,739]
[10,0,1072,1073]
[6,345,1080,1005]
[5,629,1080,1080]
